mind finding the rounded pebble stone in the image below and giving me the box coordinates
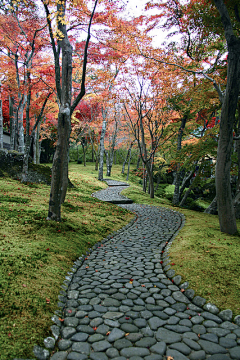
[48,182,240,360]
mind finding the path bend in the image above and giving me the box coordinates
[48,181,240,360]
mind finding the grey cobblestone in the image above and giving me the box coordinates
[45,181,240,360]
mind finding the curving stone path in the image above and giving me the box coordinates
[48,181,240,360]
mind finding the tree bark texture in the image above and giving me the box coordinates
[98,110,107,181]
[214,0,240,234]
[18,95,27,153]
[9,96,15,151]
[47,7,73,220]
[205,196,218,215]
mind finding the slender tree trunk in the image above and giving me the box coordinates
[205,196,218,215]
[179,166,201,207]
[126,145,132,181]
[18,95,27,153]
[95,145,99,171]
[179,168,195,199]
[22,79,31,182]
[34,120,41,165]
[9,96,15,151]
[98,109,107,181]
[14,106,18,151]
[122,142,134,174]
[106,121,118,177]
[172,116,187,205]
[82,143,86,166]
[105,150,111,176]
[143,163,147,192]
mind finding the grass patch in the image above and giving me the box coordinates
[1,162,240,359]
[120,178,240,318]
[0,164,133,359]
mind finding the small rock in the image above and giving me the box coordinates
[33,345,49,360]
[50,352,68,360]
[203,303,219,315]
[219,309,232,321]
[43,337,55,349]
[234,315,240,326]
[192,296,206,307]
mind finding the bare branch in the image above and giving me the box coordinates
[70,0,98,115]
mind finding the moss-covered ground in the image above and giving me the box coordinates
[0,164,133,359]
[0,162,239,359]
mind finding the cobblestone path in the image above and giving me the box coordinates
[49,181,240,360]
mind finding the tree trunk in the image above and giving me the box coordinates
[34,120,41,165]
[213,0,240,234]
[146,161,154,198]
[122,142,134,174]
[172,116,187,205]
[47,27,73,220]
[98,109,107,181]
[9,96,15,151]
[0,99,3,149]
[105,150,111,176]
[179,168,195,199]
[205,196,218,215]
[18,94,27,153]
[179,166,201,207]
[126,145,132,181]
[82,141,86,166]
[95,145,99,171]
[47,106,71,220]
[21,80,31,182]
[143,164,147,192]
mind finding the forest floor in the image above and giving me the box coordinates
[0,162,239,359]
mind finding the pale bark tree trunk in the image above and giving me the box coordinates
[98,108,107,181]
[9,96,15,151]
[0,99,3,149]
[22,79,31,182]
[18,94,27,153]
